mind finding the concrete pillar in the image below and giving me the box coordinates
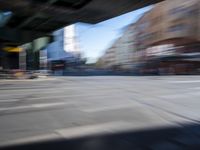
[19,49,26,70]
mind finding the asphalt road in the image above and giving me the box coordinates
[0,76,200,149]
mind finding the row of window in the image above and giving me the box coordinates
[169,6,198,16]
[139,23,190,41]
[168,24,187,32]
[137,5,197,30]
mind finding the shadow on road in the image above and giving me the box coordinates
[1,122,200,150]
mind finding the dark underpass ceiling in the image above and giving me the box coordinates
[0,0,164,45]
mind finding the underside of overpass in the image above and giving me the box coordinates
[0,0,163,46]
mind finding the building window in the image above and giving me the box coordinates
[167,24,186,32]
[147,32,159,41]
[189,8,198,15]
[138,22,149,31]
[169,6,195,17]
[169,7,187,15]
[151,16,162,25]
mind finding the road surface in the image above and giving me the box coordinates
[0,76,200,149]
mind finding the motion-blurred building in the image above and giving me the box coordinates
[47,25,83,73]
[136,0,200,48]
[0,47,20,70]
[0,24,81,72]
[99,0,200,74]
[21,37,50,70]
[98,23,137,70]
[134,0,200,74]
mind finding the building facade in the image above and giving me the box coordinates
[98,23,137,69]
[135,0,200,48]
[47,24,83,73]
[98,0,200,74]
[134,0,200,74]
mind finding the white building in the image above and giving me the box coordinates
[99,23,137,69]
[63,25,80,55]
[102,46,116,68]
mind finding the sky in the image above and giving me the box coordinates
[75,6,152,63]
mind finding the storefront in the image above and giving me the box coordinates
[135,43,200,75]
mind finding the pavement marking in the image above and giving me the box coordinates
[0,102,68,112]
[81,104,135,113]
[0,99,21,103]
[188,87,200,90]
[55,121,135,139]
[0,120,180,147]
[0,105,30,111]
[0,133,61,147]
[168,80,200,83]
[0,92,119,101]
[0,88,53,91]
[55,121,179,139]
[159,94,187,99]
[0,90,69,97]
[31,102,67,108]
[0,78,57,82]
[160,91,200,99]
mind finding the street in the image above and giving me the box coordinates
[0,76,200,149]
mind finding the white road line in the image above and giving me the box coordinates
[56,121,135,139]
[0,133,61,147]
[82,104,135,113]
[0,90,67,97]
[0,102,68,112]
[159,94,186,99]
[0,78,57,82]
[160,91,200,99]
[169,80,200,83]
[0,105,30,111]
[32,102,67,108]
[0,93,117,101]
[188,87,200,90]
[0,121,179,147]
[55,121,178,139]
[0,99,20,103]
[0,121,146,147]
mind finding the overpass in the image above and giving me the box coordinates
[0,0,163,46]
